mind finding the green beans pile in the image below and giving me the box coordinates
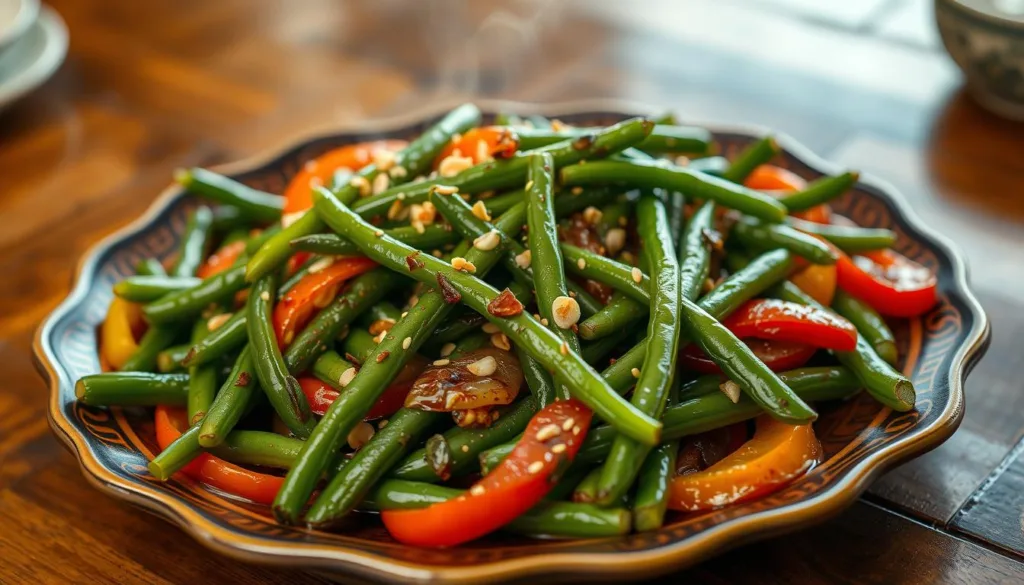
[77,106,921,543]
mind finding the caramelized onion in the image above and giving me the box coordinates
[405,347,523,412]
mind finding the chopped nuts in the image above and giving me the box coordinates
[402,337,412,350]
[570,186,583,195]
[540,318,549,326]
[349,175,371,197]
[410,201,438,234]
[527,461,544,474]
[475,140,491,163]
[469,484,486,496]
[347,421,375,450]
[451,257,477,273]
[605,228,627,255]
[631,267,644,283]
[618,216,628,227]
[551,296,581,329]
[471,200,492,221]
[387,199,408,221]
[374,229,384,237]
[439,342,457,357]
[631,367,641,378]
[461,444,470,453]
[281,211,306,229]
[432,184,459,195]
[562,418,575,432]
[514,249,532,269]
[372,331,387,344]
[259,291,271,302]
[307,256,335,274]
[339,367,357,387]
[371,172,390,195]
[576,257,587,270]
[490,333,511,351]
[481,322,501,334]
[432,359,451,366]
[372,148,396,171]
[206,313,232,332]
[389,165,408,179]
[720,380,742,404]
[535,424,561,442]
[473,230,501,251]
[466,356,497,377]
[560,342,569,355]
[582,206,603,225]
[438,154,474,177]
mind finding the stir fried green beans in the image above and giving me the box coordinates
[832,290,899,365]
[732,218,838,265]
[186,319,218,423]
[171,206,214,277]
[114,276,202,303]
[143,265,247,324]
[516,124,714,156]
[721,136,780,184]
[75,372,189,406]
[787,216,897,253]
[176,168,283,223]
[198,346,259,447]
[289,225,458,256]
[778,171,859,211]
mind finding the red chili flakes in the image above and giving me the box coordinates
[487,288,524,317]
[376,351,390,363]
[571,134,595,151]
[406,251,425,272]
[234,372,251,387]
[436,273,461,304]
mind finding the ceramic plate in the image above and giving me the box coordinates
[0,0,38,51]
[0,5,66,112]
[34,100,990,584]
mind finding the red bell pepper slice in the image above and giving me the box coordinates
[722,299,858,352]
[154,406,283,505]
[283,140,408,215]
[680,339,818,375]
[196,239,246,279]
[433,126,519,167]
[297,355,427,420]
[744,164,831,223]
[273,256,378,347]
[836,248,937,318]
[381,399,592,547]
[668,416,822,512]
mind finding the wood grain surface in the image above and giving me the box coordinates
[2,0,1024,583]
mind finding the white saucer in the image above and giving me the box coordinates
[0,5,66,112]
[0,0,39,52]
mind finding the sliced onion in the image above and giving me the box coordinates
[405,347,523,412]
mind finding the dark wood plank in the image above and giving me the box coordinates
[950,441,1024,557]
[677,501,1024,585]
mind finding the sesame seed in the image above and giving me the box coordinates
[374,229,384,237]
[307,256,335,274]
[551,296,581,329]
[389,165,408,179]
[540,318,549,326]
[551,443,567,454]
[560,342,569,356]
[535,424,561,442]
[577,257,587,270]
[631,367,641,378]
[402,337,412,350]
[527,461,544,474]
[605,228,626,255]
[281,211,306,229]
[259,291,270,301]
[562,418,575,432]
[401,311,409,319]
[206,313,232,332]
[387,200,406,221]
[349,176,371,197]
[372,172,390,195]
[582,206,603,225]
[397,191,407,200]
[525,179,535,192]
[572,426,581,435]
[631,267,644,283]
[339,367,357,387]
[467,356,497,377]
[440,342,456,357]
[439,154,474,177]
[461,444,470,453]
[473,230,501,251]
[372,149,396,171]
[433,359,450,366]
[571,186,583,195]
[469,485,486,496]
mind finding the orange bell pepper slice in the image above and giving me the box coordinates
[272,256,378,347]
[283,140,408,215]
[744,164,831,223]
[433,126,519,167]
[668,416,822,512]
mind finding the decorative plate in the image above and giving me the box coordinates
[34,100,990,584]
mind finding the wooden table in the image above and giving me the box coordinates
[2,0,1023,582]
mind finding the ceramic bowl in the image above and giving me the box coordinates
[34,101,990,584]
[936,0,1024,119]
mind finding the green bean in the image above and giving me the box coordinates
[451,331,488,354]
[633,439,677,531]
[283,269,404,373]
[526,152,581,402]
[273,206,525,524]
[425,310,486,348]
[157,344,191,372]
[770,280,914,411]
[517,125,714,156]
[186,319,218,424]
[135,258,167,277]
[351,118,654,220]
[208,430,307,470]
[148,424,202,480]
[175,168,283,223]
[787,217,896,253]
[560,159,787,223]
[289,225,458,256]
[578,293,647,341]
[831,290,899,365]
[481,366,861,473]
[732,218,838,265]
[571,467,604,503]
[679,200,716,301]
[312,187,661,445]
[363,480,631,538]
[580,334,623,367]
[75,372,189,407]
[596,194,681,504]
[562,244,650,303]
[687,156,729,176]
[487,186,618,219]
[247,274,314,438]
[181,311,246,367]
[171,206,214,277]
[245,103,482,283]
[113,276,202,303]
[391,397,537,482]
[209,206,249,233]
[143,265,247,324]
[306,406,443,526]
[721,136,780,184]
[197,347,259,447]
[778,171,860,211]
[121,325,183,372]
[493,112,520,125]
